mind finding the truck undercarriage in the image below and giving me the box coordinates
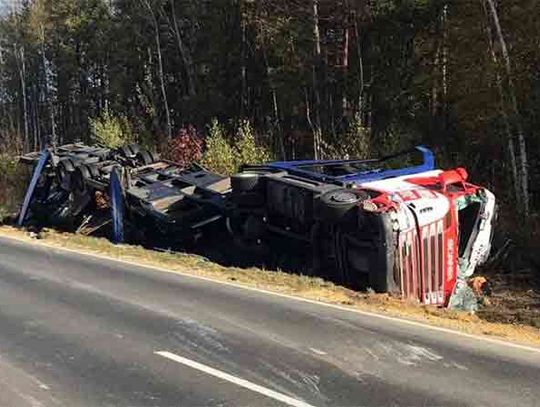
[17,143,496,309]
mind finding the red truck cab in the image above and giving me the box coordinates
[230,164,496,307]
[354,168,496,305]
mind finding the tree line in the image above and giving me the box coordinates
[0,0,539,218]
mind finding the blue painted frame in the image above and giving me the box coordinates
[18,149,50,226]
[265,146,435,185]
[110,166,125,244]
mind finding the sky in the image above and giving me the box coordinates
[0,0,21,15]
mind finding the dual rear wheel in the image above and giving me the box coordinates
[118,143,159,166]
[57,159,100,194]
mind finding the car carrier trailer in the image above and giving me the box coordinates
[17,143,496,308]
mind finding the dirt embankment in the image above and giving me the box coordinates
[0,225,539,347]
[478,270,540,328]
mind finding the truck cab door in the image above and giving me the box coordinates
[456,189,496,279]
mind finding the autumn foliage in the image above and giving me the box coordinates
[162,126,203,167]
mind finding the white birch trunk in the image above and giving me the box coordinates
[481,0,520,206]
[353,15,364,121]
[311,0,322,159]
[142,0,172,139]
[40,25,56,146]
[485,0,530,214]
[169,0,196,97]
[17,46,29,151]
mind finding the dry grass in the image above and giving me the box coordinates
[0,225,539,347]
[0,156,27,221]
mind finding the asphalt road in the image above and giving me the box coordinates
[0,236,539,407]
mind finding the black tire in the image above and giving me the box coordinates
[94,149,109,160]
[128,143,141,156]
[149,150,160,163]
[73,165,92,194]
[120,145,133,158]
[137,150,153,166]
[87,163,100,179]
[231,173,262,192]
[120,143,140,158]
[231,169,285,192]
[57,159,75,191]
[316,188,370,223]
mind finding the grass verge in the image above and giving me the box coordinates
[0,224,539,347]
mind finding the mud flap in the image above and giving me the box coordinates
[110,166,125,244]
[17,149,50,226]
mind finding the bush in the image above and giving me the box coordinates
[201,119,273,175]
[0,154,27,220]
[90,108,132,149]
[164,125,203,167]
[234,119,273,166]
[321,114,371,159]
[0,130,24,156]
[201,119,236,175]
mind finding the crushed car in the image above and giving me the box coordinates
[17,144,496,309]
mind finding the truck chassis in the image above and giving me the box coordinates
[17,143,496,308]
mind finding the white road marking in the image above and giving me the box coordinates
[2,234,540,355]
[309,348,327,356]
[155,351,316,407]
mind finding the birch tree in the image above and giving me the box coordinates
[484,0,530,215]
[140,0,172,139]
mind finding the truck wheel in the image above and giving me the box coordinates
[87,163,100,179]
[127,143,141,156]
[57,159,75,191]
[137,150,153,166]
[231,173,262,192]
[317,188,370,222]
[231,170,285,192]
[120,145,133,158]
[94,149,109,160]
[120,143,140,158]
[73,165,91,194]
[149,151,160,163]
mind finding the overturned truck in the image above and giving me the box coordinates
[18,143,496,308]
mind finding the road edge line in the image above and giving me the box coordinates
[155,351,315,407]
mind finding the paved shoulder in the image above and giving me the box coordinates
[0,236,539,406]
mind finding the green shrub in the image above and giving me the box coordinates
[201,119,236,175]
[201,119,273,175]
[234,119,273,166]
[321,114,371,159]
[90,108,132,149]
